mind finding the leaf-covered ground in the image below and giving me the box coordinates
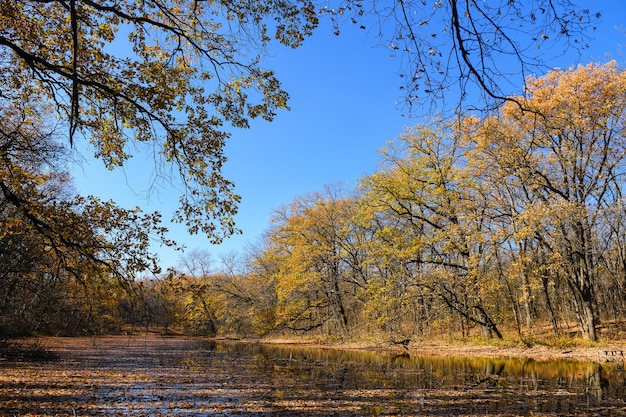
[1,336,625,416]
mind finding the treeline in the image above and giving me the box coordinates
[2,62,626,342]
[162,62,626,342]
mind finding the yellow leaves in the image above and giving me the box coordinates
[509,62,626,135]
[482,62,626,209]
[95,22,116,42]
[0,0,317,243]
[92,120,128,169]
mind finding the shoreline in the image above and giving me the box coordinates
[6,334,625,364]
[223,337,626,364]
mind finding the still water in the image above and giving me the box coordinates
[2,337,626,416]
[196,341,626,416]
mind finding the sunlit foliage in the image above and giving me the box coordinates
[360,124,503,338]
[109,63,626,343]
[233,62,626,342]
[466,61,626,341]
[264,186,368,335]
[0,0,318,241]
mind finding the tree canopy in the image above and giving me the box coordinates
[0,0,599,243]
[465,61,626,341]
[0,0,318,241]
[0,1,613,338]
[0,98,172,335]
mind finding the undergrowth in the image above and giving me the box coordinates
[0,339,58,362]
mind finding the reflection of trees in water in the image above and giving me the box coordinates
[214,341,626,392]
[588,364,606,401]
[191,340,626,416]
[6,338,626,416]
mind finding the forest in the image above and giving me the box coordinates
[2,62,625,344]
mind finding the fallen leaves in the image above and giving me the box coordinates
[1,336,625,416]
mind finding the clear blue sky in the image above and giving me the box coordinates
[73,2,626,272]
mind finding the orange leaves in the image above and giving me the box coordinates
[501,62,626,157]
[482,62,626,206]
[464,62,626,340]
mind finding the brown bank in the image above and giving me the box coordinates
[249,336,624,363]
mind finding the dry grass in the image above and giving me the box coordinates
[247,320,626,363]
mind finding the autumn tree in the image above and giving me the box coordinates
[357,200,441,338]
[0,0,319,241]
[242,236,284,335]
[168,249,265,336]
[467,62,626,341]
[265,186,368,336]
[0,0,603,243]
[0,0,319,335]
[361,125,503,339]
[0,96,171,335]
[461,114,561,336]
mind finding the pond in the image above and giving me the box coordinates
[1,336,625,416]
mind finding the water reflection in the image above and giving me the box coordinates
[195,341,626,415]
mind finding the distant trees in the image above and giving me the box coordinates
[4,61,623,341]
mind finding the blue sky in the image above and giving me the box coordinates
[73,2,626,272]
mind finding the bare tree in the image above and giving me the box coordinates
[322,0,599,115]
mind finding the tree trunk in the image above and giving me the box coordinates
[582,300,597,341]
[521,271,533,330]
[476,306,503,339]
[578,269,598,342]
[504,278,522,337]
[541,275,560,336]
[567,277,597,341]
